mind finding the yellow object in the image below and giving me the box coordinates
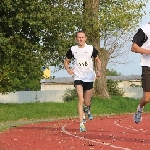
[43,68,50,78]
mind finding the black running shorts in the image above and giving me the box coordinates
[141,66,150,92]
[74,80,93,91]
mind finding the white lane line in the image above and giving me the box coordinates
[114,120,147,133]
[62,123,131,150]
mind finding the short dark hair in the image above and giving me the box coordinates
[75,30,86,37]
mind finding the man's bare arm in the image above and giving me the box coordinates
[131,43,150,54]
[95,56,101,77]
[64,58,74,75]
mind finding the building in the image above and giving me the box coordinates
[40,75,141,91]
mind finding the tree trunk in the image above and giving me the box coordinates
[82,0,100,48]
[94,48,110,98]
[83,0,110,98]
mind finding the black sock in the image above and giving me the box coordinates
[88,105,91,109]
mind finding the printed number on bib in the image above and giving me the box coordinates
[77,58,89,68]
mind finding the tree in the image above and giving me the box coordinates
[1,0,148,96]
[0,0,51,93]
[80,0,147,97]
[41,0,82,68]
[0,0,80,93]
[100,0,148,66]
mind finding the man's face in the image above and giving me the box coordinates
[75,32,87,47]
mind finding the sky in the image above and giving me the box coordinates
[51,1,150,77]
[114,1,150,76]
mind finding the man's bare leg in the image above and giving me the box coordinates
[76,85,86,132]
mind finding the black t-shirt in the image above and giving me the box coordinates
[66,46,98,59]
[132,28,148,47]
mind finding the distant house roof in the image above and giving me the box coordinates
[106,75,141,81]
[40,75,141,84]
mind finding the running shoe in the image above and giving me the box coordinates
[80,124,86,132]
[134,110,142,124]
[88,114,93,120]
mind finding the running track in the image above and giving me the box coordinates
[0,113,150,150]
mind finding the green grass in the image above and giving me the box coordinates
[0,96,149,122]
[0,96,150,131]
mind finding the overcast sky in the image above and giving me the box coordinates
[51,1,150,77]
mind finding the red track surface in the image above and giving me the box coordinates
[0,113,150,150]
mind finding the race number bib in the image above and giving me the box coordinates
[77,58,89,68]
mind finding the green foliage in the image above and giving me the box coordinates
[99,0,148,69]
[130,82,142,87]
[0,0,81,93]
[106,69,122,76]
[1,0,148,94]
[63,79,124,101]
[107,79,124,96]
[100,0,148,37]
[63,88,77,102]
[1,0,49,93]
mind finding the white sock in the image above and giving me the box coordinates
[83,116,85,119]
[80,122,84,126]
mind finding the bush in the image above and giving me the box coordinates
[107,79,124,97]
[63,80,124,101]
[130,82,141,87]
[63,88,77,102]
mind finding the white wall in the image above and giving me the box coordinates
[0,90,66,103]
[41,84,74,91]
[118,81,141,88]
[0,87,142,103]
[123,87,142,99]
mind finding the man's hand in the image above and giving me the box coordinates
[67,68,74,75]
[96,70,101,77]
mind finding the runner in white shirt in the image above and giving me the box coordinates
[131,22,150,124]
[64,31,101,132]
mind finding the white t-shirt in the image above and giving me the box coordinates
[66,44,98,82]
[140,24,150,67]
